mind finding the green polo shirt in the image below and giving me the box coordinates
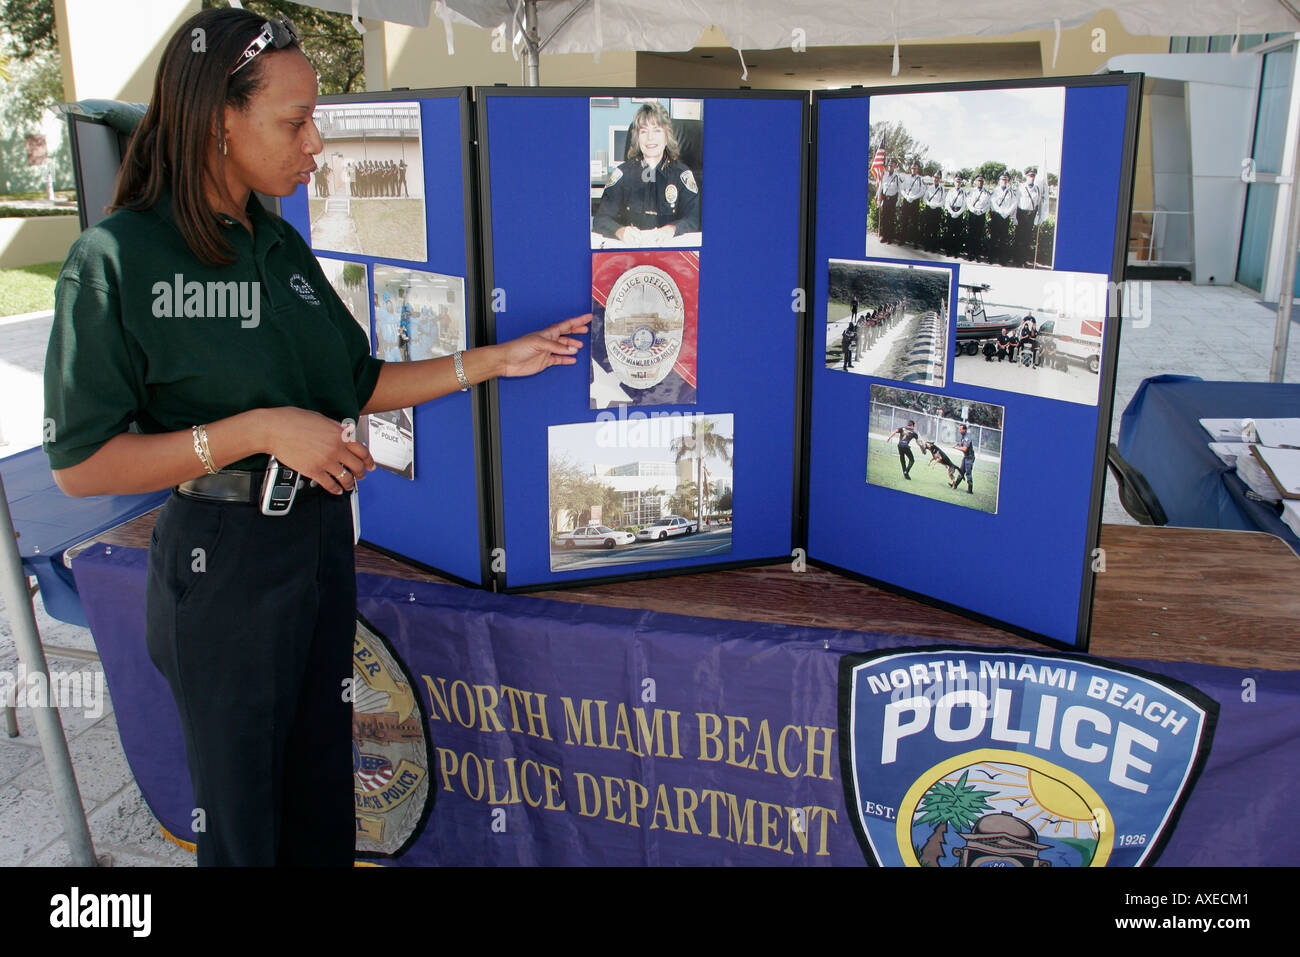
[44,191,383,471]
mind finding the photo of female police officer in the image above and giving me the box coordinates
[590,98,703,249]
[42,7,590,867]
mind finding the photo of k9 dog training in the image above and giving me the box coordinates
[867,385,1004,513]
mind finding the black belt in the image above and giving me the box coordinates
[176,469,319,506]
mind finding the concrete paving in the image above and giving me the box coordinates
[0,280,1296,866]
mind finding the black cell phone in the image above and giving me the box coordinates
[260,456,300,516]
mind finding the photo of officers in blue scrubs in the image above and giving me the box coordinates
[866,87,1063,271]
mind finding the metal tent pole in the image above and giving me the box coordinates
[0,473,97,866]
[523,0,540,87]
[1270,118,1300,382]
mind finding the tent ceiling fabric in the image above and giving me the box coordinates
[299,1,1299,50]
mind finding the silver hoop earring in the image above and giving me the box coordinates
[219,139,228,156]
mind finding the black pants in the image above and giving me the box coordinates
[879,196,897,241]
[947,217,966,257]
[967,214,987,260]
[146,490,356,866]
[898,201,918,246]
[990,214,1011,263]
[1015,209,1037,264]
[899,446,914,476]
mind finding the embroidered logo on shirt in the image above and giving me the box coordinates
[290,274,321,306]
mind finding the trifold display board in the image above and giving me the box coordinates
[284,77,1139,651]
[479,88,808,595]
[280,88,487,587]
[808,75,1141,649]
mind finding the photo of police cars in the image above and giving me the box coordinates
[952,264,1106,406]
[867,385,1003,514]
[360,407,415,480]
[548,413,733,572]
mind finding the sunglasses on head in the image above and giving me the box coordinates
[229,16,299,76]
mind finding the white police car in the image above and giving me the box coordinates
[553,525,636,550]
[635,516,697,542]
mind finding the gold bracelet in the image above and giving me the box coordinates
[192,424,218,475]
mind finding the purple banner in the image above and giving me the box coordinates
[72,544,1300,865]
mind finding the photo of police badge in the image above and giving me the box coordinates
[590,250,699,408]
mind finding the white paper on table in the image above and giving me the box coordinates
[1251,445,1300,497]
[1208,442,1239,466]
[1235,449,1283,501]
[1199,418,1246,442]
[590,231,703,249]
[1252,418,1300,449]
[1283,500,1300,538]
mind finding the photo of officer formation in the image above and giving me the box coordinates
[589,98,703,249]
[825,259,950,387]
[308,102,427,263]
[866,87,1063,270]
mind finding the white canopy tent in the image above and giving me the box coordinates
[292,0,1300,55]
[289,0,1300,380]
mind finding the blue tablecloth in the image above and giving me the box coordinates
[1,446,169,626]
[1118,375,1300,555]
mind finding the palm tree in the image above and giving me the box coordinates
[668,481,697,519]
[670,417,734,526]
[914,770,994,867]
[641,484,665,526]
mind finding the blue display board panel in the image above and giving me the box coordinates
[806,77,1140,649]
[479,89,807,591]
[281,89,485,586]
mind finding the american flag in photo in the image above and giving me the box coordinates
[356,753,395,791]
[870,148,885,184]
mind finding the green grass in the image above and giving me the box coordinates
[349,200,425,261]
[0,261,61,317]
[867,437,1000,513]
[0,190,76,203]
[0,206,76,218]
[308,198,426,261]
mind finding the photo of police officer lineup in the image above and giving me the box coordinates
[308,102,427,263]
[952,263,1108,406]
[825,259,950,387]
[589,97,703,249]
[867,385,1004,514]
[371,265,466,364]
[865,87,1064,271]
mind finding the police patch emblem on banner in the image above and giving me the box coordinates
[590,250,699,408]
[838,648,1217,867]
[352,616,434,858]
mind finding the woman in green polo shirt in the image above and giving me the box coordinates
[43,8,588,866]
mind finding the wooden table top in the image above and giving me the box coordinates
[87,513,1299,672]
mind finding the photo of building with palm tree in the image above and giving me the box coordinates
[548,413,734,572]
